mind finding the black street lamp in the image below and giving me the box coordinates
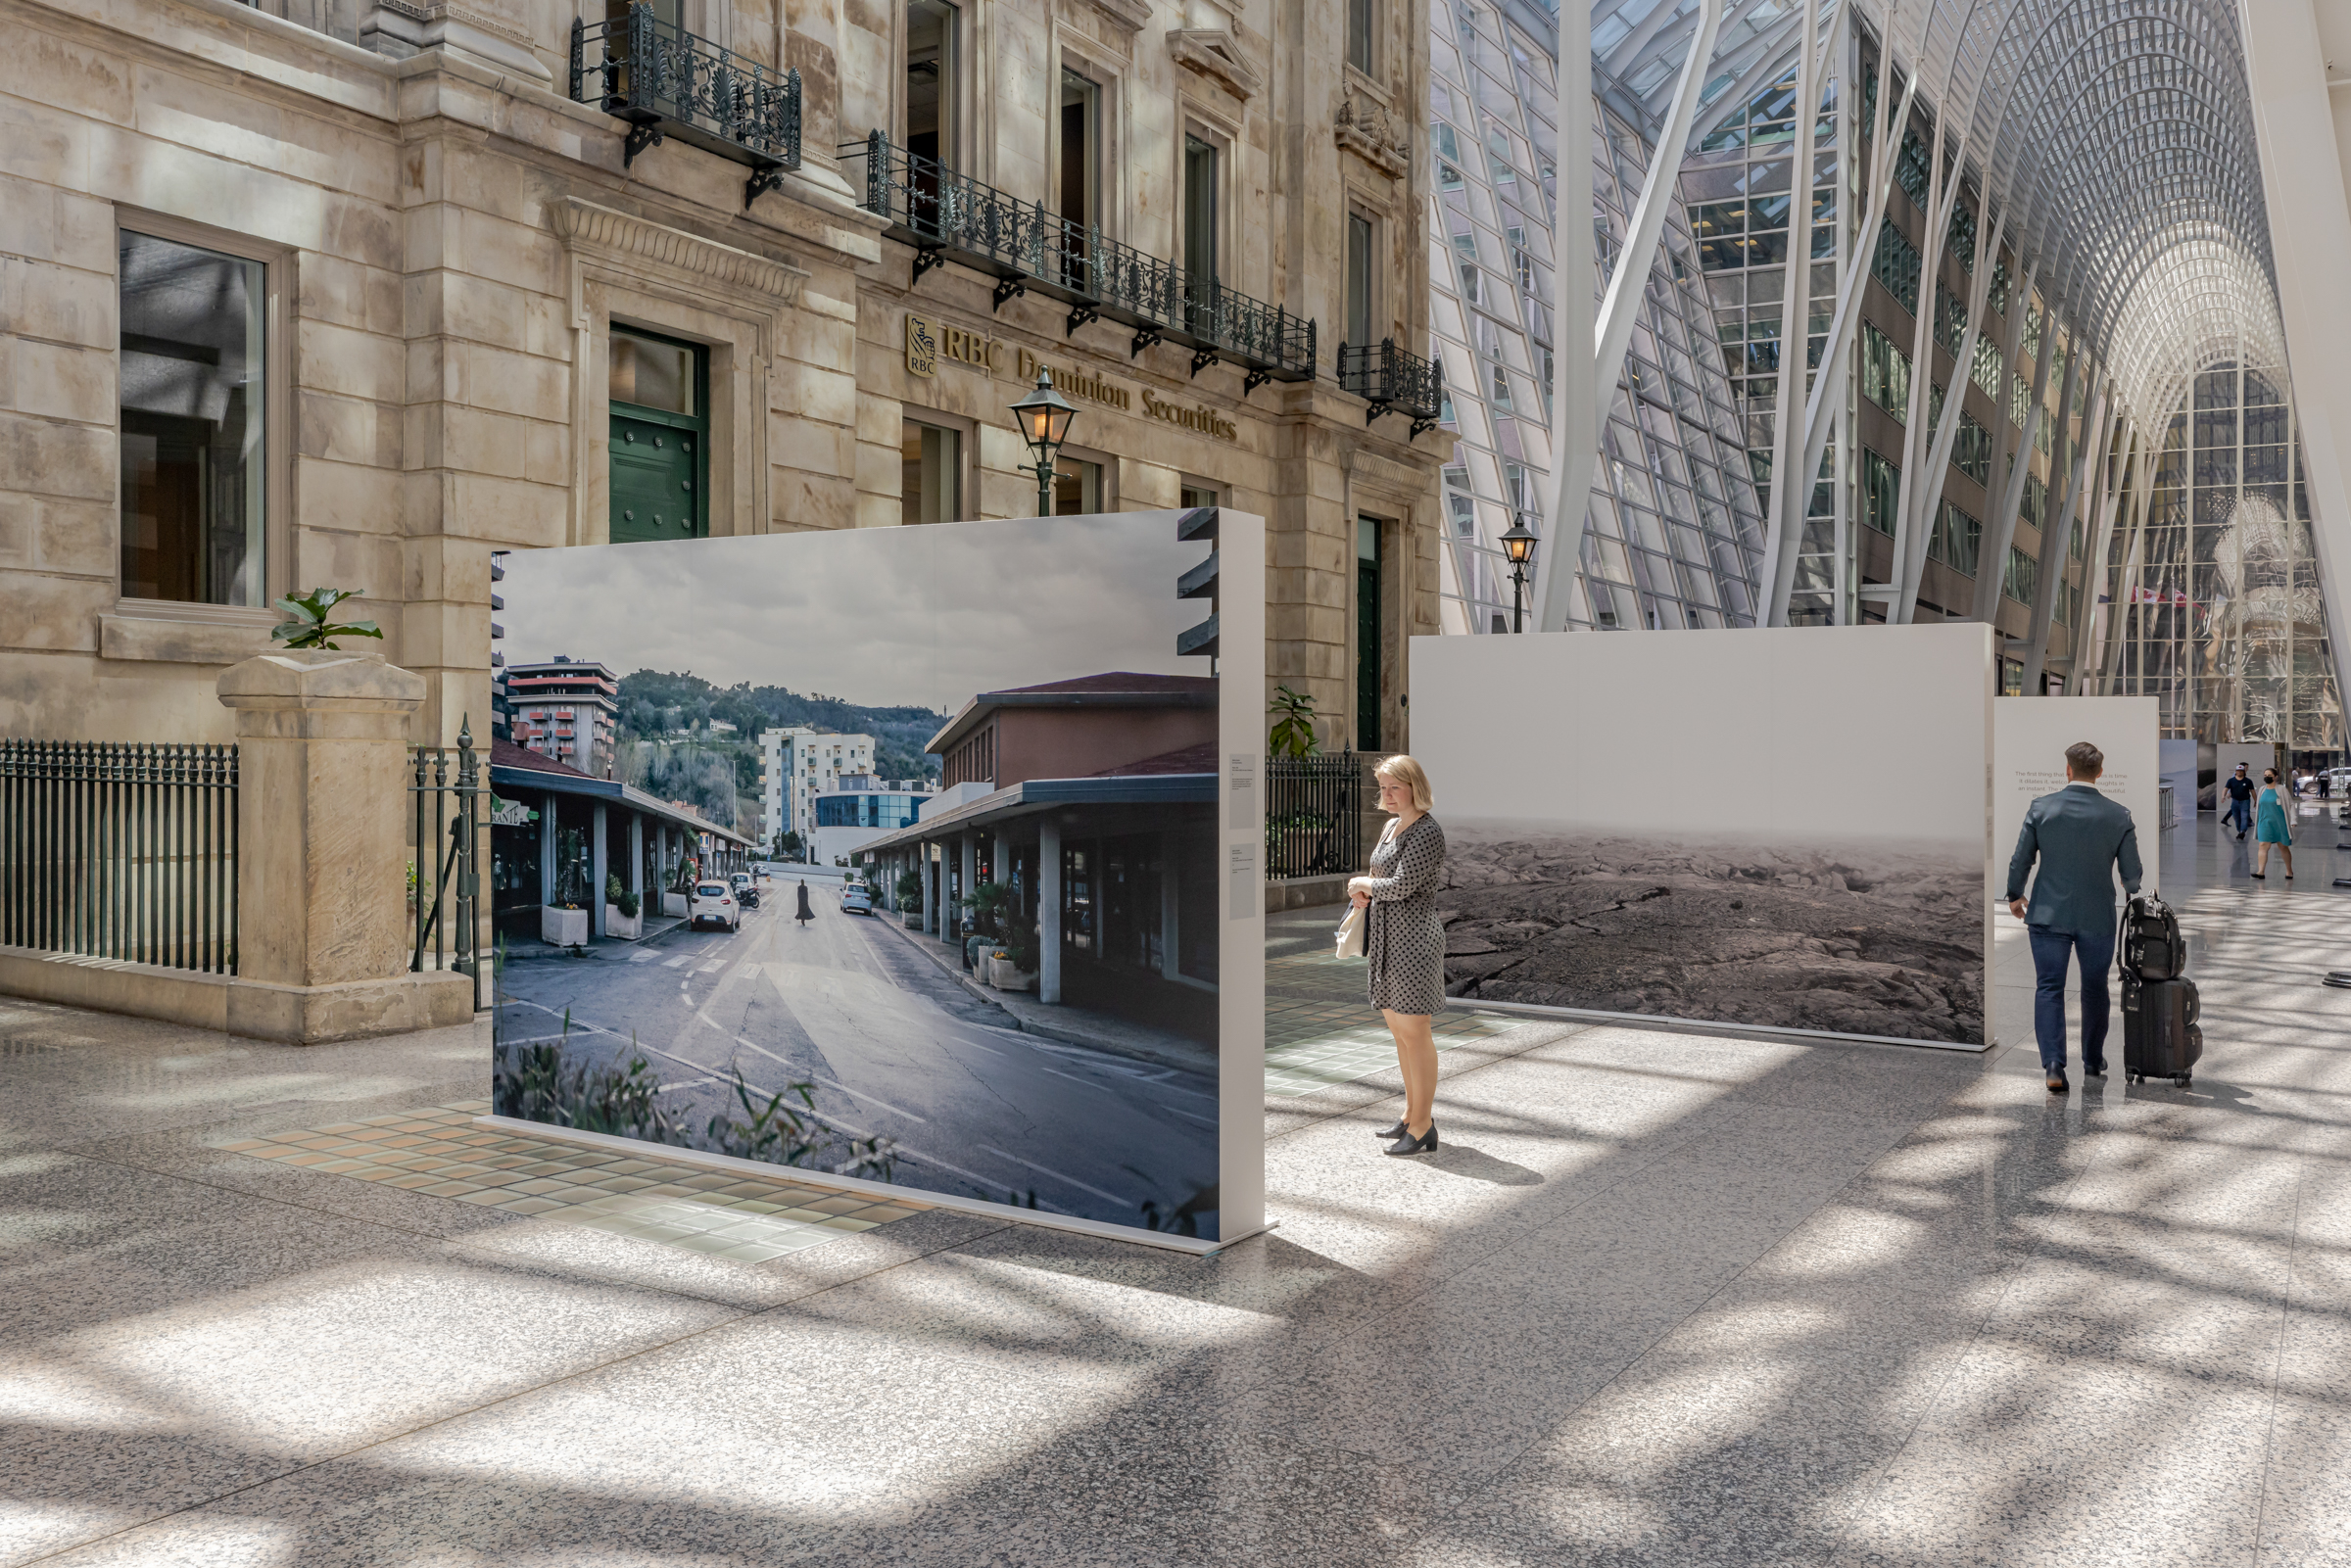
[1009,368,1080,518]
[1501,516,1538,633]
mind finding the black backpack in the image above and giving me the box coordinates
[2120,892,2183,982]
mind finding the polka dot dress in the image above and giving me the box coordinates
[1365,814,1447,1016]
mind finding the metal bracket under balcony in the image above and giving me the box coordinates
[843,132,1316,387]
[1337,339,1444,438]
[571,4,801,212]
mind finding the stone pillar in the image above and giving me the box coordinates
[539,790,557,909]
[959,835,977,945]
[1039,816,1063,1006]
[590,801,608,939]
[215,650,475,1043]
[920,841,936,933]
[628,814,643,903]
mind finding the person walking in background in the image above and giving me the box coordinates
[2254,769,2294,880]
[795,879,815,926]
[2007,740,2144,1094]
[2224,763,2255,838]
[1349,755,1448,1157]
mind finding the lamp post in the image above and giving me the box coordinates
[1010,368,1079,518]
[1501,516,1538,633]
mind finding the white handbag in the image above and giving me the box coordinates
[1334,903,1367,959]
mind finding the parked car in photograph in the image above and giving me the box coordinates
[840,883,874,917]
[732,871,760,908]
[690,881,740,931]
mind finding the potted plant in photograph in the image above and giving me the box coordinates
[992,922,1039,992]
[896,869,925,927]
[543,859,591,946]
[662,862,693,919]
[604,874,642,940]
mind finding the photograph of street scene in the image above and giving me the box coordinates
[492,514,1228,1239]
[1437,826,1986,1044]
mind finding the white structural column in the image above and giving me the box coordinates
[1973,291,2058,624]
[1536,0,1724,633]
[2240,0,2351,730]
[1760,0,1825,617]
[1897,206,2006,623]
[590,802,608,939]
[1885,112,1951,619]
[1529,0,1595,633]
[1769,62,1919,624]
[2024,370,2107,693]
[2076,416,2136,693]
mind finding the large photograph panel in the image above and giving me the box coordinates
[1411,625,1994,1047]
[491,514,1240,1242]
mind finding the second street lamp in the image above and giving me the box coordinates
[1009,368,1080,518]
[1501,516,1538,633]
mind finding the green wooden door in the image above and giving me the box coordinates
[609,414,701,543]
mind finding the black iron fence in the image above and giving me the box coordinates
[845,132,1317,388]
[1338,339,1444,436]
[569,2,800,208]
[0,740,238,973]
[411,722,489,1011]
[1267,755,1367,880]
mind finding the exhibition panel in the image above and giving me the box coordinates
[1411,625,1996,1047]
[491,511,1265,1252]
[1991,697,2160,898]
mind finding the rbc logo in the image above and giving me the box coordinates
[904,313,937,378]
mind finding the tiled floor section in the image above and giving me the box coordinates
[1265,903,1521,1095]
[219,1103,930,1261]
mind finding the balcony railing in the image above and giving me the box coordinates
[845,131,1317,389]
[570,3,800,210]
[1337,339,1444,437]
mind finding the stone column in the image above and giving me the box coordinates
[921,842,936,933]
[959,835,978,945]
[1039,816,1063,1006]
[590,802,609,939]
[1159,830,1181,981]
[628,814,643,903]
[539,790,557,909]
[215,649,475,1043]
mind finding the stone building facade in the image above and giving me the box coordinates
[0,0,1442,756]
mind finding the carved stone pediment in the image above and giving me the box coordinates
[1335,93,1410,178]
[1168,29,1264,100]
[553,199,808,306]
[1087,0,1155,32]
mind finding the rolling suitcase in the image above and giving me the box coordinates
[2120,973,2201,1086]
[2119,892,2184,981]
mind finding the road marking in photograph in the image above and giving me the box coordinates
[663,954,693,969]
[978,1145,1132,1208]
[698,960,727,974]
[628,949,662,964]
[656,1075,719,1095]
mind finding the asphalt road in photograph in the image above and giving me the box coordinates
[496,892,1222,1229]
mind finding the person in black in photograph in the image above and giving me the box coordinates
[2224,764,2255,839]
[795,879,815,926]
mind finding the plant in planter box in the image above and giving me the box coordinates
[606,874,639,921]
[895,869,924,908]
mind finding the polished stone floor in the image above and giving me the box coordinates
[4,808,2349,1565]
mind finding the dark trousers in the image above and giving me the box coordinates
[2029,924,2116,1076]
[2226,797,2252,834]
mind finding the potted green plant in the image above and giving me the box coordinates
[896,869,925,927]
[604,873,642,940]
[992,921,1039,992]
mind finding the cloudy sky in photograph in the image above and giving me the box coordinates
[499,515,1211,713]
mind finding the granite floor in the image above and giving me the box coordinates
[4,822,2349,1565]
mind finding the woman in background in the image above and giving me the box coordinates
[2254,768,2294,880]
[1349,755,1448,1156]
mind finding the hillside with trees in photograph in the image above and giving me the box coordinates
[610,670,946,840]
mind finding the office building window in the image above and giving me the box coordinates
[1053,455,1101,515]
[2004,545,2038,606]
[905,0,957,165]
[1183,134,1218,282]
[608,326,706,543]
[901,419,960,525]
[1347,0,1372,73]
[1860,447,1899,536]
[1860,321,1911,418]
[1060,68,1100,229]
[119,229,266,606]
[1346,212,1373,348]
[1931,500,1981,577]
[1180,480,1222,508]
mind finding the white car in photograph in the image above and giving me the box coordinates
[690,881,740,931]
[840,883,874,917]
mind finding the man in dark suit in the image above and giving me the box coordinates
[2007,740,2144,1093]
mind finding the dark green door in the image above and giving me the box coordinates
[1357,515,1381,751]
[608,325,706,544]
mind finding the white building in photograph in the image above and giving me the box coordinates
[759,728,876,851]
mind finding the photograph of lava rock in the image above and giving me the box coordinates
[1436,829,1986,1044]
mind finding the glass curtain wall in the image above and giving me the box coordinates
[2103,365,2342,749]
[1428,0,1763,634]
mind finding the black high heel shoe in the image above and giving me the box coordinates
[1384,1122,1438,1157]
[1374,1119,1408,1139]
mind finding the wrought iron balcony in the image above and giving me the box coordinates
[1337,339,1444,437]
[570,3,800,210]
[845,132,1316,390]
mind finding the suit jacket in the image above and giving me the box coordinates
[2006,783,2143,933]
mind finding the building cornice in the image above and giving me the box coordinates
[1167,29,1263,100]
[552,199,810,304]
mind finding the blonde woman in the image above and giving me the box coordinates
[1348,755,1448,1156]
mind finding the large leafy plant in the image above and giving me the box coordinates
[270,588,383,650]
[1269,684,1321,759]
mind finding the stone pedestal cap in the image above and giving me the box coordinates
[217,649,429,712]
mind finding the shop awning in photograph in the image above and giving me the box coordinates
[857,771,1214,855]
[489,738,756,849]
